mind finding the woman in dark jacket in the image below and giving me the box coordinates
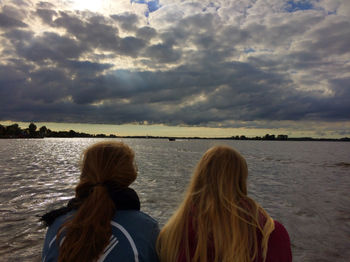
[42,141,159,262]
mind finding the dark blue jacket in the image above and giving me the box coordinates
[42,210,159,262]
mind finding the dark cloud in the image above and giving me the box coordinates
[53,11,120,50]
[3,29,34,44]
[36,8,57,24]
[24,68,71,103]
[1,4,29,20]
[303,20,350,56]
[219,25,249,46]
[136,26,157,41]
[13,31,86,62]
[169,13,217,44]
[144,43,181,63]
[110,13,140,31]
[62,60,113,76]
[51,11,147,57]
[0,0,349,133]
[2,57,334,125]
[36,1,56,9]
[0,12,27,28]
[119,36,146,57]
[0,62,29,99]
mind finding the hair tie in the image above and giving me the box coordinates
[93,183,105,187]
[90,181,124,196]
[89,183,106,193]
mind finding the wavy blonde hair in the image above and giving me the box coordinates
[157,145,275,262]
[57,141,137,262]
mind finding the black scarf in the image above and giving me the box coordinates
[40,187,140,227]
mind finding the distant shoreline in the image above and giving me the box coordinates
[1,122,349,142]
[114,136,350,142]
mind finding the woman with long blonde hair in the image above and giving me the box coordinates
[41,141,159,262]
[157,145,292,262]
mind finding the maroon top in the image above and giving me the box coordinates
[177,220,292,262]
[255,220,292,262]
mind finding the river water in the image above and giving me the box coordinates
[0,138,349,261]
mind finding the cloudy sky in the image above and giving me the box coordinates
[0,0,349,137]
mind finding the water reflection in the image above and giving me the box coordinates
[0,138,349,261]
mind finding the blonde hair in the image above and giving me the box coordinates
[157,145,275,262]
[58,141,137,262]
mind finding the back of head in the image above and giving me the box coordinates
[191,145,248,206]
[157,145,274,262]
[58,141,137,262]
[78,141,137,195]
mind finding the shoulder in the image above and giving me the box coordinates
[271,220,290,242]
[265,220,292,262]
[44,211,74,238]
[108,211,160,262]
[42,211,75,262]
[112,210,159,237]
[114,210,158,226]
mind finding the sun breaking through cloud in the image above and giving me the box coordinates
[0,0,349,137]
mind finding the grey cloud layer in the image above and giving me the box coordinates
[0,0,349,128]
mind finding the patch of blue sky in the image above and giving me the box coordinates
[327,10,336,15]
[131,0,146,4]
[131,0,161,18]
[202,2,220,12]
[148,0,161,12]
[130,0,161,13]
[285,0,314,12]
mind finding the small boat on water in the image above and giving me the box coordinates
[168,138,176,141]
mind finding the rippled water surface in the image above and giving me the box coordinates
[0,138,349,261]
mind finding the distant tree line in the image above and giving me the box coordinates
[230,134,289,140]
[0,122,349,141]
[228,134,350,141]
[0,123,117,139]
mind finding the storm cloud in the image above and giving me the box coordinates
[0,0,349,135]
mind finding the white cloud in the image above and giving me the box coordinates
[0,0,349,137]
